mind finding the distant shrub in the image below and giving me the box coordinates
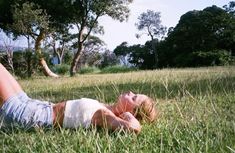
[79,66,100,74]
[100,65,137,74]
[52,64,70,75]
[191,50,233,66]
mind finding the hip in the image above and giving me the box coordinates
[0,92,54,130]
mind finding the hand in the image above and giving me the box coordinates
[119,112,141,133]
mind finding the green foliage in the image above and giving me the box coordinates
[168,50,233,68]
[12,51,39,78]
[51,64,70,75]
[0,50,58,78]
[99,50,120,68]
[191,50,233,66]
[113,42,129,56]
[0,0,134,76]
[0,0,15,32]
[59,0,133,75]
[223,1,235,15]
[114,42,155,69]
[172,6,232,52]
[63,51,73,65]
[12,2,49,37]
[155,5,235,68]
[100,65,137,74]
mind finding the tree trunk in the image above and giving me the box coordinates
[151,39,158,69]
[26,36,32,77]
[70,26,85,76]
[35,31,59,78]
[55,48,64,65]
[39,58,59,77]
[7,49,14,73]
[70,41,84,76]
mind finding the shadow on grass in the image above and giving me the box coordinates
[29,75,235,104]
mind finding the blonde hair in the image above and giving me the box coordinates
[134,97,158,123]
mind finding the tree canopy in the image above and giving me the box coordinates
[135,10,166,40]
[158,5,235,67]
[0,0,133,76]
[65,0,133,76]
[115,4,235,69]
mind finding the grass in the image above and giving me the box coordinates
[50,64,137,75]
[78,65,137,74]
[100,65,137,74]
[1,66,235,152]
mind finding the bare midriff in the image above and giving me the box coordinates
[52,101,66,127]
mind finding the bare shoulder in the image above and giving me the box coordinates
[92,108,115,122]
[91,107,122,128]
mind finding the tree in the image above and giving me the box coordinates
[162,5,235,67]
[67,0,133,76]
[223,1,235,15]
[113,42,131,66]
[0,1,59,77]
[44,32,72,65]
[223,1,235,55]
[0,36,14,72]
[77,35,105,67]
[114,42,155,69]
[0,0,133,76]
[12,2,60,77]
[135,10,167,67]
[100,49,120,68]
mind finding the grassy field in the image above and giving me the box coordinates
[0,66,235,153]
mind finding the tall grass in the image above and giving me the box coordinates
[0,66,234,152]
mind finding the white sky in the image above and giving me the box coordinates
[0,0,230,50]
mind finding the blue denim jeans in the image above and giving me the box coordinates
[0,92,53,130]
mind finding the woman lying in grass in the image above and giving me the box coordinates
[0,63,157,134]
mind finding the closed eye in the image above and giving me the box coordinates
[132,95,137,101]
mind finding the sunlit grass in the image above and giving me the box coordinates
[1,66,234,152]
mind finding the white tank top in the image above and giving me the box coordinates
[63,98,106,128]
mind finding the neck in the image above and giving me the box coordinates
[105,103,124,116]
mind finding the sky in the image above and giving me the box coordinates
[0,0,230,50]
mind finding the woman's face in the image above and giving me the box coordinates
[117,91,148,113]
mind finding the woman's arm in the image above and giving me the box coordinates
[92,109,141,134]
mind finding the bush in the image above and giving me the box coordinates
[52,64,70,75]
[173,49,233,67]
[100,65,137,74]
[79,66,100,74]
[191,50,233,66]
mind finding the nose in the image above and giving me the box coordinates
[128,91,134,95]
